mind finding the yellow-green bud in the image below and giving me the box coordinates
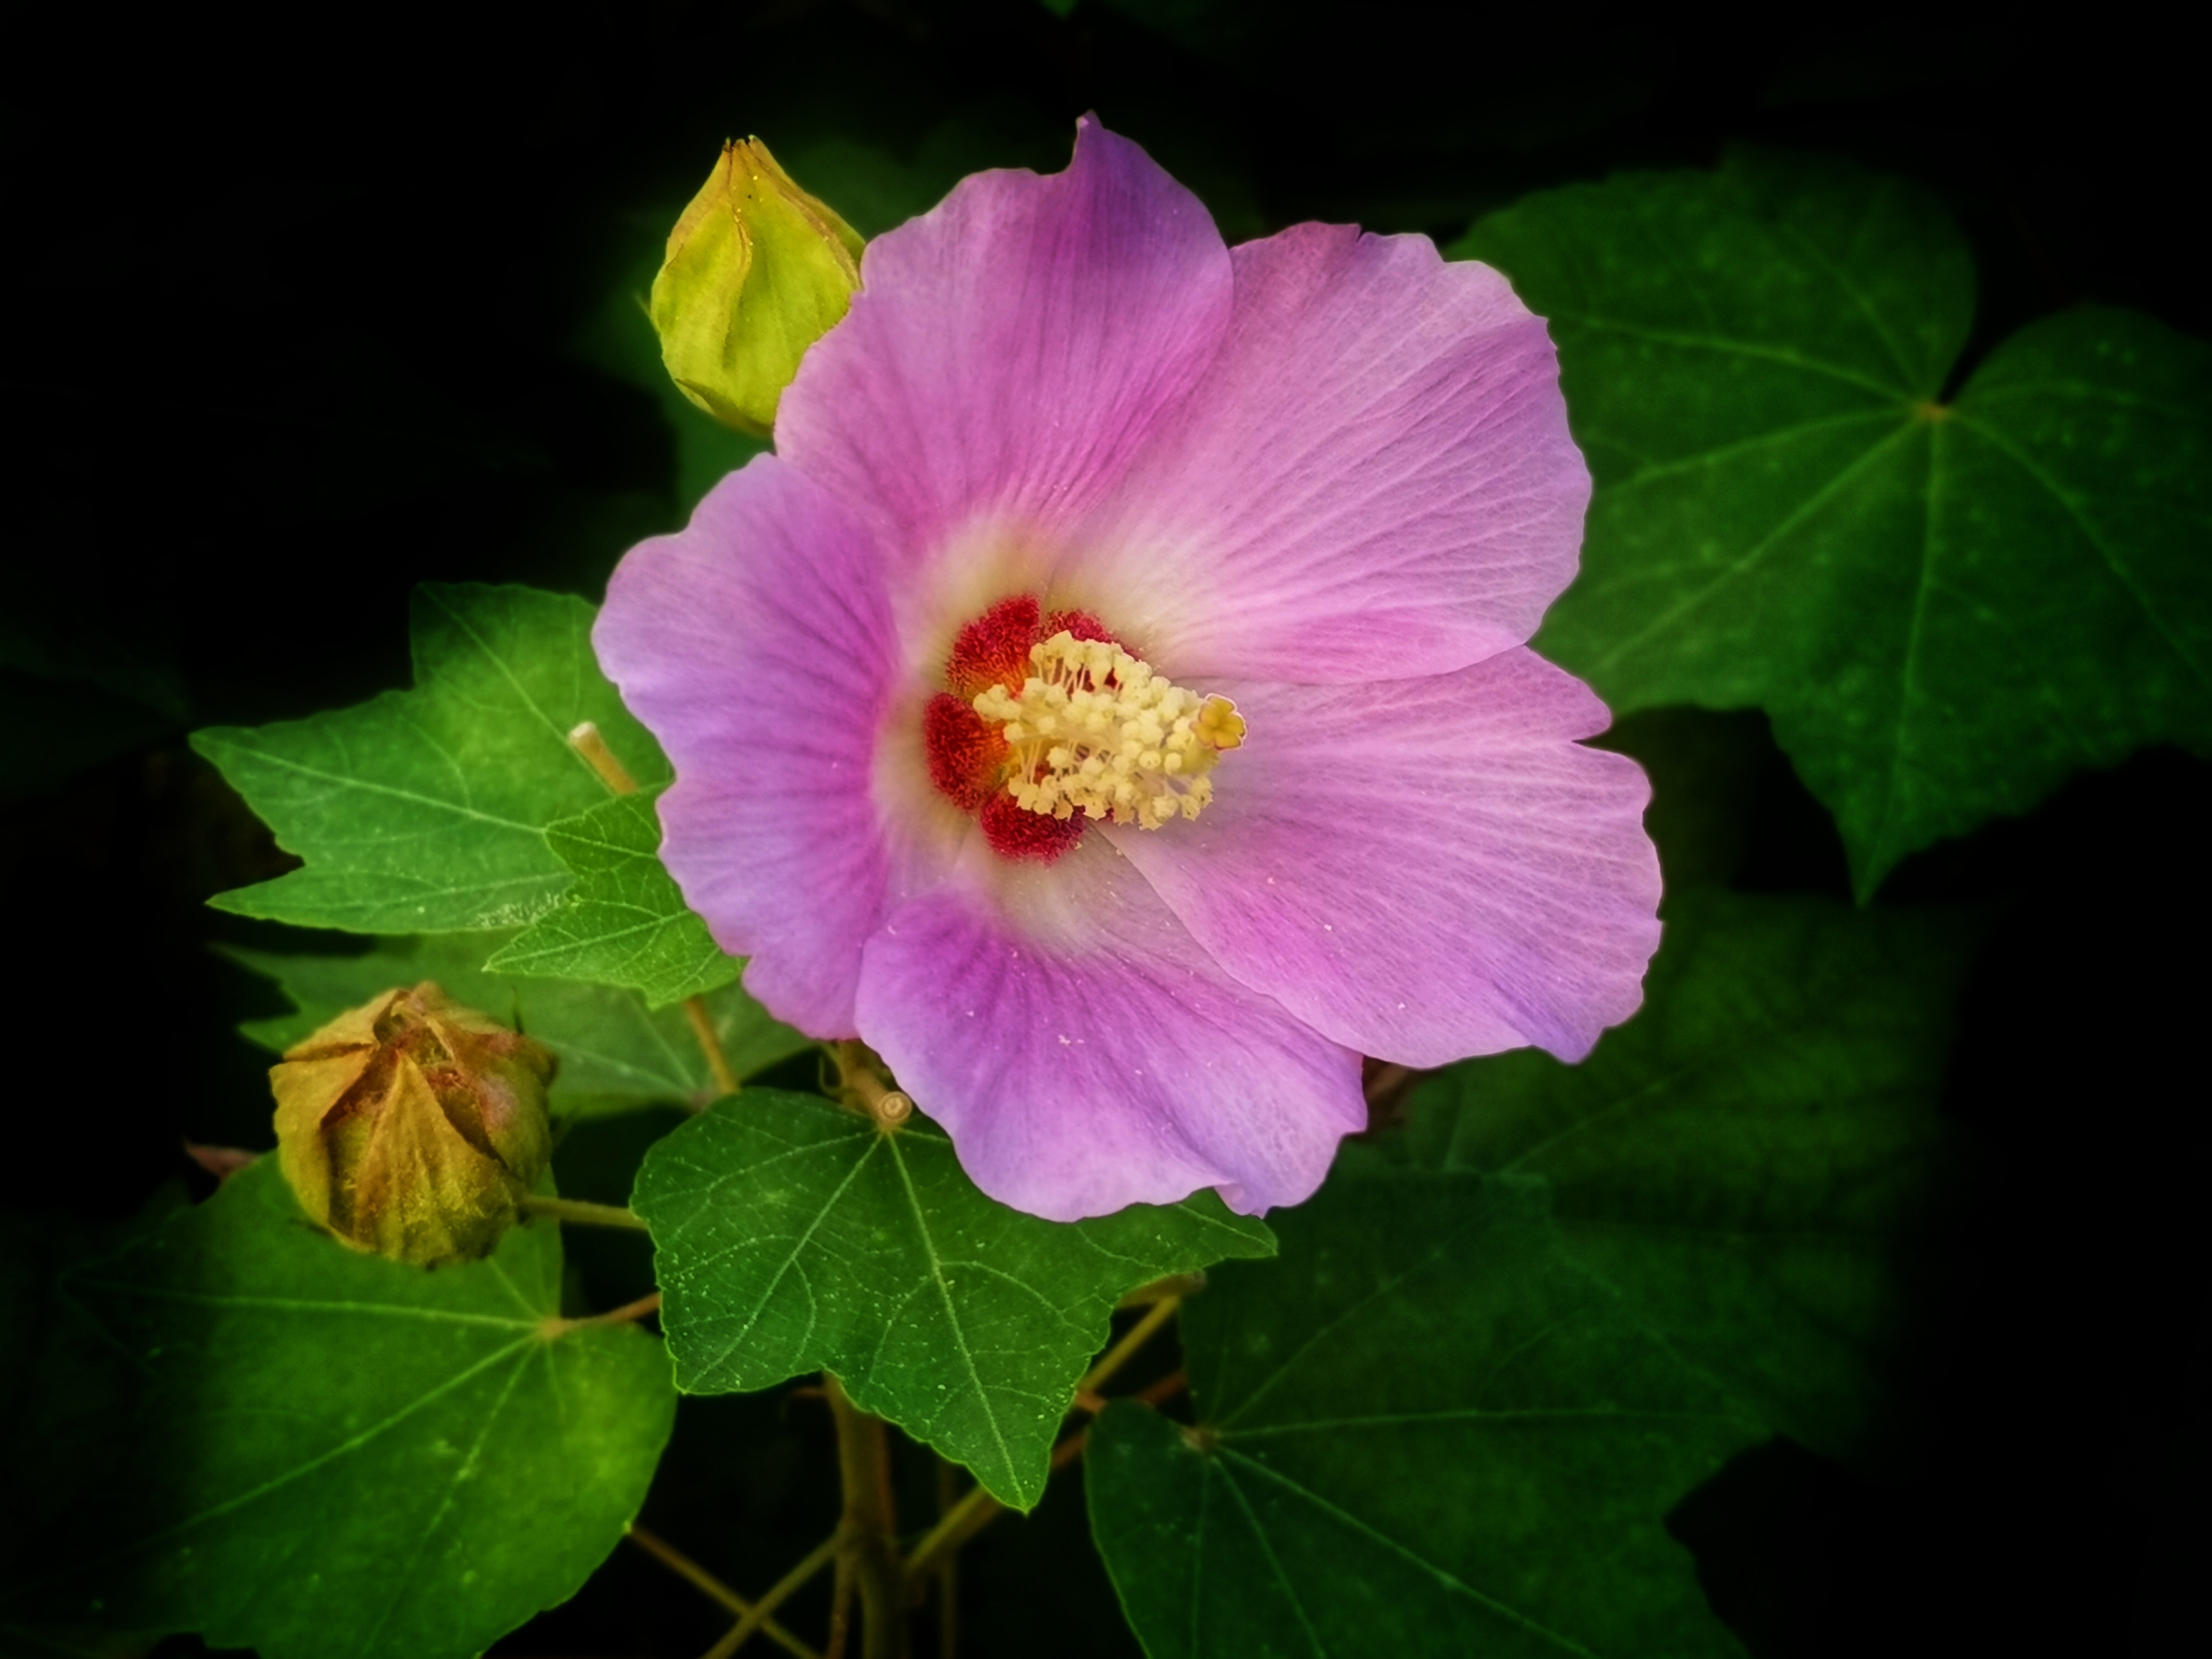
[651,137,865,437]
[269,982,556,1267]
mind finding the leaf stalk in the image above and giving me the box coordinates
[827,1041,912,1127]
[518,1194,651,1231]
[684,995,743,1099]
[568,720,743,1101]
[700,1529,843,1659]
[627,1525,823,1659]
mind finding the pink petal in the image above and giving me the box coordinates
[594,458,899,1036]
[774,118,1233,573]
[855,843,1364,1220]
[1069,223,1588,683]
[1108,649,1661,1068]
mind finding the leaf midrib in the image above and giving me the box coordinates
[1950,408,2212,694]
[421,586,616,793]
[350,1341,539,1656]
[885,1134,1024,1497]
[677,1125,876,1381]
[197,741,547,838]
[1217,1220,1474,1433]
[70,1284,540,1333]
[109,1336,535,1557]
[1210,1448,1604,1657]
[1485,964,1877,1181]
[1578,418,1922,677]
[1561,313,1909,402]
[1225,1405,1760,1439]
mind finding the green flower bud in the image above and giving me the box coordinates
[651,137,865,437]
[270,982,555,1267]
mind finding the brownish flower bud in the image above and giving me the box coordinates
[269,982,555,1267]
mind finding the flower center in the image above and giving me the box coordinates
[975,634,1244,829]
[922,594,1245,863]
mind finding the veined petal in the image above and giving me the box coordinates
[1108,649,1661,1067]
[776,118,1233,575]
[1071,224,1588,683]
[855,843,1364,1221]
[594,457,899,1036]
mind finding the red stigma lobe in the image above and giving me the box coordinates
[946,595,1043,698]
[1042,608,1118,646]
[980,792,1086,863]
[923,693,1003,813]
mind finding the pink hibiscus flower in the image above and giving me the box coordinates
[595,119,1661,1221]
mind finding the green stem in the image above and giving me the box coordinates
[933,1457,960,1658]
[827,1041,912,1128]
[1078,1296,1181,1396]
[825,1374,907,1659]
[701,1530,841,1659]
[684,994,742,1100]
[518,1194,650,1231]
[627,1526,823,1659]
[567,720,739,1103]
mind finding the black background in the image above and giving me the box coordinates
[3,3,2201,1655]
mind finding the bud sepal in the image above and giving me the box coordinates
[270,982,556,1267]
[651,137,865,436]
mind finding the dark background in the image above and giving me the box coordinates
[3,3,2200,1655]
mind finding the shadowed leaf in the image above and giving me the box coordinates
[1457,151,2212,894]
[1088,1171,1760,1657]
[1409,888,1979,1466]
[28,1160,674,1659]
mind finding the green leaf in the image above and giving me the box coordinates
[1455,151,2212,896]
[39,1158,674,1659]
[485,790,739,1006]
[227,934,810,1116]
[1086,1171,1762,1658]
[632,1091,1275,1509]
[1409,888,1977,1466]
[193,583,669,932]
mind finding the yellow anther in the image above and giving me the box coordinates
[972,633,1246,830]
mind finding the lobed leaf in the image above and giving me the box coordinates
[227,933,808,1116]
[32,1159,674,1659]
[1457,151,2212,895]
[193,583,669,932]
[485,789,740,1006]
[632,1091,1275,1509]
[1409,887,1980,1467]
[1087,1171,1762,1658]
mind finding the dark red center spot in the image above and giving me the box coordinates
[945,595,1042,700]
[928,594,1127,864]
[980,791,1088,863]
[922,694,1002,813]
[1043,607,1116,646]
